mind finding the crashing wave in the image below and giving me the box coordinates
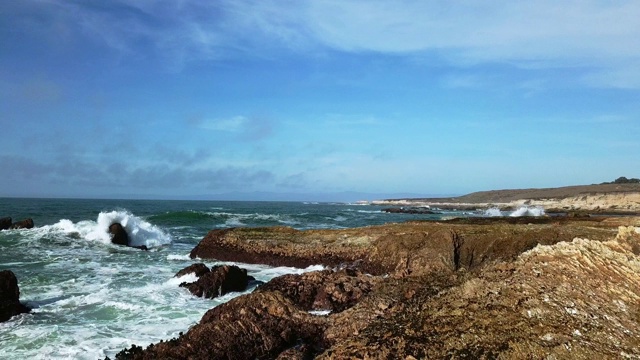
[484,206,545,217]
[48,210,171,248]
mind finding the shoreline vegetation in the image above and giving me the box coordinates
[110,182,640,359]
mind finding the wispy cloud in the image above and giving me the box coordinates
[194,115,275,141]
[13,1,640,86]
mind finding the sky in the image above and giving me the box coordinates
[1,1,639,201]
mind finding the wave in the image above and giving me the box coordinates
[484,206,546,217]
[45,210,171,248]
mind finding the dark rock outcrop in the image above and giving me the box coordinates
[174,263,210,278]
[0,217,11,230]
[178,264,252,299]
[9,218,34,229]
[0,270,30,322]
[108,223,129,246]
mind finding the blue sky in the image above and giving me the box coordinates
[1,1,639,201]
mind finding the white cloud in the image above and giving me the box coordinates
[19,0,640,87]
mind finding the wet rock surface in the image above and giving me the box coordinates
[108,223,129,246]
[177,264,253,299]
[114,218,640,359]
[0,270,30,322]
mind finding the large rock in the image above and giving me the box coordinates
[318,229,640,358]
[113,291,326,360]
[174,262,210,278]
[0,270,30,322]
[108,223,129,246]
[178,264,252,299]
[9,218,34,229]
[189,218,618,277]
[0,217,11,230]
[257,268,378,313]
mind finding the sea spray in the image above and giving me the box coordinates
[47,210,171,248]
[484,206,546,217]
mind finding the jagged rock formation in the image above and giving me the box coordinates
[0,217,11,230]
[176,264,253,299]
[0,270,30,322]
[108,223,129,246]
[114,219,640,359]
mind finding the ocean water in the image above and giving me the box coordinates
[0,198,479,359]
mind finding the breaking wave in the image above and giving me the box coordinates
[484,206,546,217]
[45,210,171,248]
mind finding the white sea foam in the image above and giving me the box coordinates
[167,254,191,261]
[45,210,171,248]
[484,206,545,217]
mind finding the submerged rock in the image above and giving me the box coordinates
[0,270,30,322]
[178,264,253,299]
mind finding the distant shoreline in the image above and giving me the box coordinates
[371,183,640,214]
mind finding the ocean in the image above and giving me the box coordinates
[0,198,483,359]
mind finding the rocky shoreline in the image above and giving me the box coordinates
[371,183,640,214]
[112,215,640,359]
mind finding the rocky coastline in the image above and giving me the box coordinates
[371,183,640,214]
[113,214,640,359]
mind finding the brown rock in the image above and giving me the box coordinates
[174,263,210,278]
[190,219,617,277]
[257,268,378,312]
[108,223,129,246]
[0,270,30,322]
[179,265,251,299]
[114,291,326,360]
[9,218,34,229]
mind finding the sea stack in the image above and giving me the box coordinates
[108,223,129,246]
[0,270,30,322]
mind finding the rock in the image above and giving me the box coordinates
[382,207,438,214]
[0,217,11,230]
[190,219,617,277]
[108,223,129,246]
[317,233,640,358]
[179,265,252,299]
[9,218,34,229]
[174,263,210,278]
[0,270,30,322]
[257,268,378,312]
[113,291,326,360]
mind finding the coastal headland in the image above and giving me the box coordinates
[372,182,640,214]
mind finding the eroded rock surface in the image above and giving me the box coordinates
[190,218,617,277]
[177,264,253,299]
[114,291,326,360]
[114,220,640,359]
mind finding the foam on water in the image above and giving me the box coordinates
[484,206,546,217]
[44,210,171,248]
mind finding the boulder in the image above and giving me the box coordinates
[9,218,34,229]
[0,270,30,322]
[257,268,378,313]
[179,265,252,299]
[108,223,129,246]
[174,263,210,278]
[0,217,11,230]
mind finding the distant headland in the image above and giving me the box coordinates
[372,177,640,214]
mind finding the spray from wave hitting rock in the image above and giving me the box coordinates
[48,210,172,248]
